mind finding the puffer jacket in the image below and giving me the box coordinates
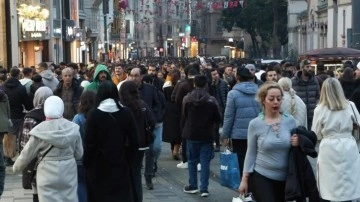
[221,82,260,140]
[291,71,320,128]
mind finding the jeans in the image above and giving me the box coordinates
[77,165,87,202]
[0,133,5,196]
[153,122,163,163]
[186,140,214,192]
[130,150,145,202]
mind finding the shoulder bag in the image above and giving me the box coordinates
[350,103,360,141]
[23,145,54,189]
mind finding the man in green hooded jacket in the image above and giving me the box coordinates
[84,64,112,92]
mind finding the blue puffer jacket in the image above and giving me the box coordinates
[222,82,261,140]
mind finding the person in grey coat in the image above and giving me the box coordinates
[221,67,261,178]
[13,96,83,202]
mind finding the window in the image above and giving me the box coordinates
[126,20,130,33]
[216,19,222,32]
[79,0,84,10]
[168,25,172,35]
[176,5,179,16]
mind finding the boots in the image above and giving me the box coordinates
[145,177,154,190]
[172,144,180,160]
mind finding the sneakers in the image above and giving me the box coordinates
[197,163,201,172]
[183,185,199,194]
[200,190,209,197]
[176,162,188,169]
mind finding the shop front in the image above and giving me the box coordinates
[0,2,6,67]
[17,4,50,67]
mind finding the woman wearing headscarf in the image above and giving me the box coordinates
[84,81,139,202]
[13,96,83,202]
[19,86,53,202]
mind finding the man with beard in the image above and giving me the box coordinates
[112,63,127,85]
[222,64,236,90]
[84,64,112,92]
[147,64,165,91]
[291,60,320,129]
[265,67,278,82]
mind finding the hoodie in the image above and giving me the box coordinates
[222,82,261,140]
[4,77,33,119]
[84,64,112,92]
[30,118,82,150]
[181,89,221,142]
[40,69,59,91]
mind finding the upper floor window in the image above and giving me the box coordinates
[216,19,222,32]
[79,0,84,10]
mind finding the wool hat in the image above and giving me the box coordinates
[245,64,256,72]
[300,59,311,68]
[236,67,252,78]
[44,96,64,119]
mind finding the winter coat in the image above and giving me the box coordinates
[280,92,308,129]
[171,78,194,106]
[285,126,319,202]
[3,77,33,119]
[139,82,166,123]
[339,79,356,99]
[350,82,360,111]
[291,71,320,128]
[84,65,112,92]
[20,78,32,95]
[209,79,228,114]
[311,102,360,201]
[181,89,221,142]
[13,118,83,202]
[53,79,83,120]
[0,90,11,133]
[84,99,139,202]
[162,83,182,144]
[40,70,59,91]
[222,82,260,140]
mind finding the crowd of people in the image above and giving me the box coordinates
[0,57,358,201]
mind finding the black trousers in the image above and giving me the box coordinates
[321,200,351,202]
[181,138,187,163]
[250,171,286,202]
[231,139,247,179]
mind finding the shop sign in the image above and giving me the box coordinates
[63,19,76,42]
[20,19,48,40]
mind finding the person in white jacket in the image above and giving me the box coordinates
[312,78,360,202]
[278,77,308,129]
[13,96,83,202]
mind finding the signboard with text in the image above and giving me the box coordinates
[19,19,49,40]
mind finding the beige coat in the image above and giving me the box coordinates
[13,118,83,202]
[312,102,360,201]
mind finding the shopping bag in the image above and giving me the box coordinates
[220,149,240,189]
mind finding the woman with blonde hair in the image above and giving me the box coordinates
[278,77,307,128]
[239,81,298,202]
[312,77,360,202]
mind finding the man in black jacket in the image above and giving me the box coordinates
[53,67,83,120]
[3,68,33,165]
[209,68,228,151]
[128,66,166,190]
[181,75,221,197]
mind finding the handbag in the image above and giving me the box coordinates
[22,158,38,189]
[350,103,360,141]
[220,148,240,189]
[27,146,54,187]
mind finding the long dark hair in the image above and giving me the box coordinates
[96,80,122,109]
[119,80,144,116]
[78,90,96,118]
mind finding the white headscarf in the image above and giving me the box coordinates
[44,96,64,119]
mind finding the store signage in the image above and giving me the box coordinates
[63,19,76,41]
[20,19,48,40]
